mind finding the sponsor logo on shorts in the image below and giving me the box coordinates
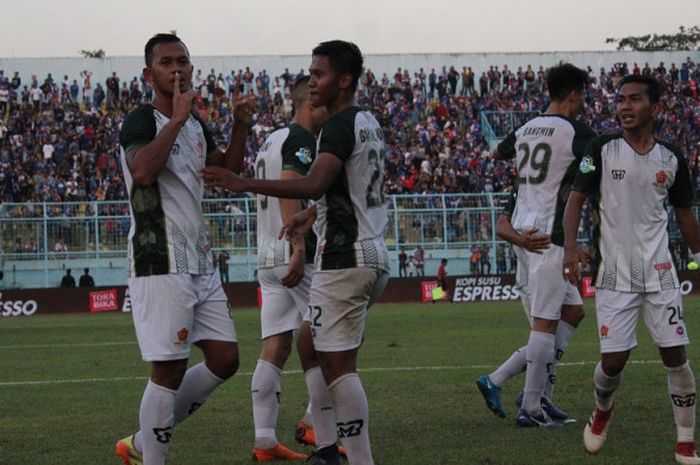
[654,262,673,271]
[176,327,189,345]
[677,326,685,336]
[600,324,609,338]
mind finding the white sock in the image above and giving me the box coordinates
[252,359,282,449]
[489,345,526,387]
[667,361,697,443]
[328,373,374,465]
[523,331,555,415]
[545,320,577,398]
[594,361,621,412]
[133,362,224,453]
[301,402,313,426]
[305,366,336,449]
[139,380,176,465]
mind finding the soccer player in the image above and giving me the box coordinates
[114,33,255,465]
[249,76,337,462]
[563,74,700,464]
[203,40,390,465]
[490,63,595,427]
[476,188,584,420]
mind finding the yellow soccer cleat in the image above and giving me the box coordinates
[115,434,143,465]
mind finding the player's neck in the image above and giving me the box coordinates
[151,93,174,118]
[544,101,573,119]
[623,126,655,154]
[327,93,356,116]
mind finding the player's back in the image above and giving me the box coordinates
[500,114,594,245]
[255,124,316,269]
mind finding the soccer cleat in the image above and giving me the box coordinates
[306,445,345,465]
[476,375,506,418]
[252,443,308,462]
[115,434,143,465]
[515,409,563,428]
[294,422,346,457]
[676,442,700,465]
[583,406,613,453]
[515,391,568,421]
[295,421,316,446]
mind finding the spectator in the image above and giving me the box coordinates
[79,267,95,287]
[60,268,76,288]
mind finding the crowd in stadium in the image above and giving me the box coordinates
[0,58,698,208]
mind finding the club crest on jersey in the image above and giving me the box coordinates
[654,170,668,187]
[579,155,596,174]
[295,147,313,165]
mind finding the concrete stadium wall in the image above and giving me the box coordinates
[2,51,697,90]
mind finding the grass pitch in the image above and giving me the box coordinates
[2,297,698,464]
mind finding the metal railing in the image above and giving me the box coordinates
[1,194,696,288]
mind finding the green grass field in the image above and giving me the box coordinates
[2,297,699,465]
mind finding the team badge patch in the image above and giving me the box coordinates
[600,324,609,338]
[579,155,596,174]
[295,147,313,165]
[655,170,668,187]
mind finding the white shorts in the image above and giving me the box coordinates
[308,267,389,352]
[258,264,313,339]
[514,244,582,321]
[595,288,690,353]
[128,273,237,362]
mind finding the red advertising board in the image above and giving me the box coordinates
[421,280,439,302]
[89,288,119,313]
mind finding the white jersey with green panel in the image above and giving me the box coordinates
[255,123,317,269]
[119,104,217,277]
[572,134,694,293]
[498,115,596,246]
[314,106,390,272]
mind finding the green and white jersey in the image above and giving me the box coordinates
[572,134,694,293]
[499,115,596,246]
[119,104,216,277]
[314,106,390,272]
[255,124,317,269]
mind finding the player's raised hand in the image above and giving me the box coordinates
[201,166,247,192]
[172,72,196,124]
[517,228,550,254]
[232,93,257,126]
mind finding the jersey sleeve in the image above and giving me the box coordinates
[666,143,695,208]
[192,112,217,154]
[501,186,518,217]
[571,136,604,193]
[119,105,156,152]
[281,127,317,175]
[571,121,597,159]
[318,112,355,161]
[496,131,517,160]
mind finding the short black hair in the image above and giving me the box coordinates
[618,74,662,104]
[546,63,589,101]
[144,33,186,67]
[290,76,310,117]
[312,40,363,91]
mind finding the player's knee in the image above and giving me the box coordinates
[601,352,629,376]
[561,305,585,327]
[207,344,240,380]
